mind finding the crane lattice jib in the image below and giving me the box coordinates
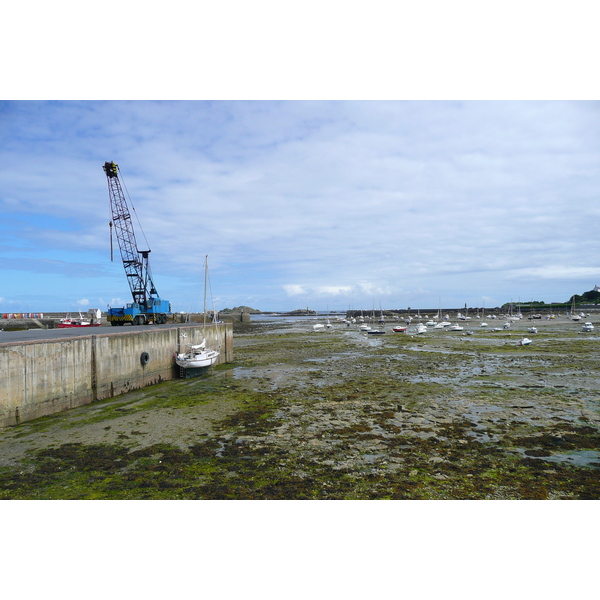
[103,161,158,309]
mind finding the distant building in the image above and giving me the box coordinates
[594,285,600,292]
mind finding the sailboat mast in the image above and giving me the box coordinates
[203,255,208,331]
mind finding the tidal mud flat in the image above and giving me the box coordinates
[1,317,599,499]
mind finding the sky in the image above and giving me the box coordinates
[1,99,599,313]
[1,4,599,314]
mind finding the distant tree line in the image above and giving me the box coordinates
[500,288,600,311]
[568,289,600,305]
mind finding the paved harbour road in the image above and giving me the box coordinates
[0,323,188,345]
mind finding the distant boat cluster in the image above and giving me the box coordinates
[307,305,597,339]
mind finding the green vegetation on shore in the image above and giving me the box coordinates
[1,319,599,499]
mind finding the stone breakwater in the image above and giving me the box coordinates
[0,317,599,499]
[0,323,232,427]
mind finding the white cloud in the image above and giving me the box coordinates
[357,282,393,297]
[77,298,90,306]
[315,286,353,296]
[1,100,599,311]
[284,285,307,296]
[506,266,600,281]
[110,298,128,307]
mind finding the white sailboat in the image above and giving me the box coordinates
[313,310,325,331]
[378,302,385,325]
[570,296,581,321]
[175,255,220,369]
[414,323,427,334]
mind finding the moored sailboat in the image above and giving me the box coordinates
[175,255,220,370]
[570,296,581,321]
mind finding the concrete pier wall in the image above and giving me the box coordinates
[0,323,232,428]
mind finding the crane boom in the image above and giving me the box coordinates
[103,161,171,325]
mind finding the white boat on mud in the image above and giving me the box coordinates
[449,324,464,331]
[581,322,594,332]
[518,337,532,346]
[413,323,427,334]
[175,256,220,370]
[570,298,581,321]
[175,337,220,368]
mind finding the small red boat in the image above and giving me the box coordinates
[57,313,101,328]
[392,326,407,333]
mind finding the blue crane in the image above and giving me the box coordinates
[103,161,171,325]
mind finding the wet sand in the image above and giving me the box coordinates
[1,315,599,499]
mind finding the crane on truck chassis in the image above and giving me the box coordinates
[103,161,172,325]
